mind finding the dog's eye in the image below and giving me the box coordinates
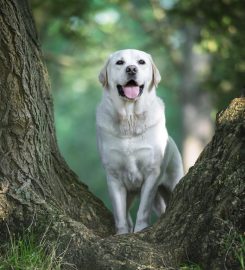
[116,60,125,65]
[138,59,146,65]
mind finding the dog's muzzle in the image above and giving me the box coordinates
[117,80,144,100]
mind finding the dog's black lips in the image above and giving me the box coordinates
[117,80,144,99]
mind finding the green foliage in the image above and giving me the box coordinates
[0,231,64,270]
[170,0,245,107]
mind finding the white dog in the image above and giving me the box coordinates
[96,49,184,234]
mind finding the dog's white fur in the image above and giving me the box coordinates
[96,49,184,234]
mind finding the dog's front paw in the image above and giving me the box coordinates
[116,226,129,235]
[134,221,149,233]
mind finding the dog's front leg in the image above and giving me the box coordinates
[134,171,160,232]
[107,175,128,234]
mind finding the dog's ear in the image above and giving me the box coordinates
[98,58,110,88]
[149,56,161,88]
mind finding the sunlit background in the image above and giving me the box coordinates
[30,0,244,210]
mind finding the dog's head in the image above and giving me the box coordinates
[99,49,161,101]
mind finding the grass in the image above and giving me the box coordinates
[234,233,245,269]
[224,227,245,270]
[0,227,74,270]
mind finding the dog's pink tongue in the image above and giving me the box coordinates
[123,86,140,99]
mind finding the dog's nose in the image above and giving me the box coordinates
[126,65,138,75]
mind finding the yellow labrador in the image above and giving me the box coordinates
[96,49,184,234]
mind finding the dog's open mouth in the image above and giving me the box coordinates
[117,80,144,100]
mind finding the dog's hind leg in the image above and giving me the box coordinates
[153,137,184,217]
[163,137,184,192]
[153,186,169,217]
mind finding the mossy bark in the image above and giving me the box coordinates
[0,1,244,269]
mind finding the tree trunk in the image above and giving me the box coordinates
[0,1,244,270]
[0,0,113,237]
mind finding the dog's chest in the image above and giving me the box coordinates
[116,142,151,189]
[101,125,166,191]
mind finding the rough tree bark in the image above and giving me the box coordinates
[0,0,113,241]
[0,1,244,270]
